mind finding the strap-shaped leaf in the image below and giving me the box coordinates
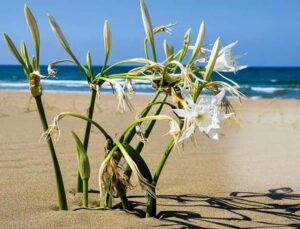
[71,131,90,180]
[24,5,40,67]
[123,143,152,182]
[203,37,221,82]
[3,33,29,76]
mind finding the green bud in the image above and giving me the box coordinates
[189,21,205,63]
[24,5,40,66]
[20,41,32,72]
[86,51,93,76]
[140,0,154,45]
[204,37,221,82]
[178,28,191,62]
[3,33,29,76]
[103,20,111,58]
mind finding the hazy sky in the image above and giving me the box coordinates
[0,0,299,66]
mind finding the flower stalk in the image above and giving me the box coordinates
[35,96,68,210]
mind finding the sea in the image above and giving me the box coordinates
[0,65,300,99]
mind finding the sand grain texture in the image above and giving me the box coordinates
[0,91,300,228]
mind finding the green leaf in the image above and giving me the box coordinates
[24,5,40,67]
[123,143,152,182]
[203,37,221,82]
[71,131,90,180]
[3,33,29,76]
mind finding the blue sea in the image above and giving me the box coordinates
[0,65,300,99]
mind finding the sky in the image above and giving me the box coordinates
[0,0,299,67]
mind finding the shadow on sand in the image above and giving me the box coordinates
[125,187,300,228]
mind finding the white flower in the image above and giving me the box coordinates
[153,22,177,35]
[47,65,57,78]
[109,79,134,113]
[214,41,247,73]
[173,88,232,141]
[40,115,60,142]
[168,120,181,145]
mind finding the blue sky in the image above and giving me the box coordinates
[0,0,299,66]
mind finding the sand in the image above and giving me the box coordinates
[0,91,300,228]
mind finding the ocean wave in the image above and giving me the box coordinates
[249,86,300,93]
[250,87,285,93]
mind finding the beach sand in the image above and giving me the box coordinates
[0,91,300,228]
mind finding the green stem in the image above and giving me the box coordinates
[82,179,88,207]
[115,181,131,210]
[77,88,97,192]
[145,138,175,218]
[35,96,68,210]
[122,91,161,143]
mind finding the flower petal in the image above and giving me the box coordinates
[180,87,194,107]
[206,128,219,140]
[178,123,196,142]
[173,108,191,118]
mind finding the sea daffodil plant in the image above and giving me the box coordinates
[4,0,246,218]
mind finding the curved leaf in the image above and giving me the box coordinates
[71,131,90,180]
[123,143,152,182]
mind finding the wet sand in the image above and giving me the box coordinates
[0,91,300,228]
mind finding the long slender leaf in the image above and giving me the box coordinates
[71,131,90,180]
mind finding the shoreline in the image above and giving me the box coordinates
[1,89,300,100]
